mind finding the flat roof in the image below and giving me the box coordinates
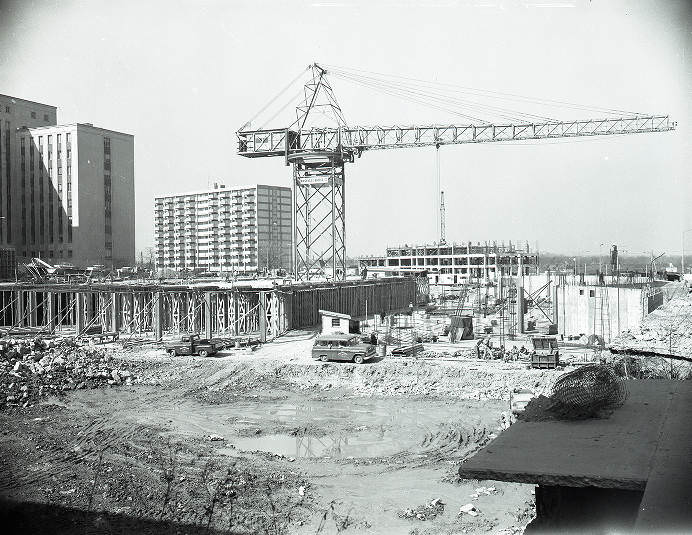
[155,184,291,199]
[315,333,359,340]
[25,123,133,137]
[0,94,57,110]
[458,380,689,491]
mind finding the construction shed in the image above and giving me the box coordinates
[458,380,692,533]
[319,309,360,335]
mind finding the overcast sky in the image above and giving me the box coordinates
[1,0,689,257]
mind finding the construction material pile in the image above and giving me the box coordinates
[0,338,136,409]
[549,364,627,419]
[520,364,627,421]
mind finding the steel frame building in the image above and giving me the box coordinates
[359,240,539,284]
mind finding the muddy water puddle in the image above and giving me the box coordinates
[63,388,503,460]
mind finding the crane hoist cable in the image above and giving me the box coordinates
[322,63,645,117]
[329,69,558,122]
[238,66,309,131]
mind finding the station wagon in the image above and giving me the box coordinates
[312,334,375,364]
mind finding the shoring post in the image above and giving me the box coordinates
[552,284,559,327]
[259,291,268,343]
[111,292,120,333]
[75,293,85,335]
[204,292,212,340]
[46,292,56,331]
[14,290,24,328]
[28,291,37,327]
[86,292,94,326]
[154,291,164,341]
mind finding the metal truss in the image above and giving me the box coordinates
[237,115,675,157]
[292,155,346,281]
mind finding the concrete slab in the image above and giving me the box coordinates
[634,382,692,532]
[458,380,683,490]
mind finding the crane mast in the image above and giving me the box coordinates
[237,64,676,281]
[440,190,446,246]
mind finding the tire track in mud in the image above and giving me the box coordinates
[0,416,140,493]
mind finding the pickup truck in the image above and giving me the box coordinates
[165,334,218,357]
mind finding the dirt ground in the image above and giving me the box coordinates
[0,330,553,534]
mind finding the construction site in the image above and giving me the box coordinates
[1,2,691,534]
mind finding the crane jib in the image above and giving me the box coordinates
[236,115,674,158]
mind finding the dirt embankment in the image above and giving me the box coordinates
[131,355,560,403]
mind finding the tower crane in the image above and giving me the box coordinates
[237,63,676,281]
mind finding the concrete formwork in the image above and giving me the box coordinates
[0,278,418,341]
[554,284,664,342]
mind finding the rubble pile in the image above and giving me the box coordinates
[0,337,136,408]
[610,292,692,358]
[398,498,445,521]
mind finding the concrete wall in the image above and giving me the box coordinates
[555,284,644,341]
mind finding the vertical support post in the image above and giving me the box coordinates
[111,292,120,333]
[47,292,56,332]
[259,291,267,343]
[85,292,94,327]
[516,255,525,334]
[154,291,163,341]
[552,283,559,328]
[28,291,37,327]
[15,290,24,328]
[75,292,85,335]
[204,292,212,340]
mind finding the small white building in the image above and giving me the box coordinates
[319,309,359,335]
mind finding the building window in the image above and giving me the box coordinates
[5,106,9,113]
[67,250,72,258]
[31,111,36,119]
[43,114,49,122]
[331,318,340,327]
[589,289,595,298]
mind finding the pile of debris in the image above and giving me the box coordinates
[0,337,136,408]
[610,292,692,358]
[397,498,445,521]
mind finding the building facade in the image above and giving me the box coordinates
[154,184,292,274]
[359,241,539,285]
[0,94,135,268]
[0,95,57,247]
[12,123,134,267]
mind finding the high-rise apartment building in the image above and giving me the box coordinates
[155,184,292,273]
[0,94,135,268]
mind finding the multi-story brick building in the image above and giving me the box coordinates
[0,94,135,268]
[154,184,292,274]
[359,241,539,285]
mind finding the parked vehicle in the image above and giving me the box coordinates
[165,334,218,357]
[312,333,375,364]
[529,336,559,369]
